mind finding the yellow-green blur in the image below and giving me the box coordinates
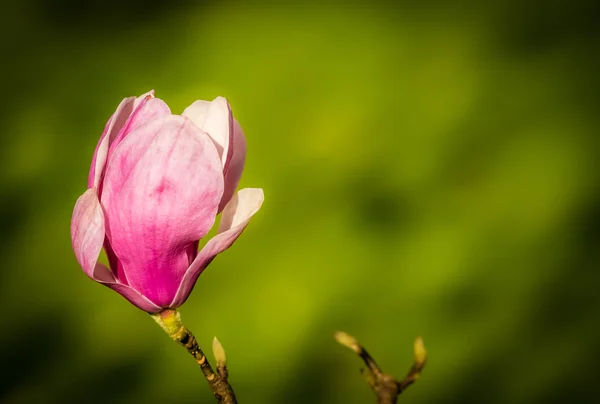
[0,1,597,403]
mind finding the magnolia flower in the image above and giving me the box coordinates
[70,91,263,312]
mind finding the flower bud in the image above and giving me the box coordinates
[70,91,263,312]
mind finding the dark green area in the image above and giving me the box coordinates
[1,0,598,402]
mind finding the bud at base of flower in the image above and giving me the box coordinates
[151,309,183,338]
[150,310,238,403]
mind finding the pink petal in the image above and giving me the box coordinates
[181,100,210,126]
[94,263,162,312]
[104,238,129,285]
[71,188,105,277]
[101,115,224,307]
[88,91,169,191]
[106,95,171,161]
[218,118,246,211]
[88,97,136,188]
[134,90,155,107]
[182,97,234,172]
[70,187,162,312]
[170,188,264,308]
[182,97,247,211]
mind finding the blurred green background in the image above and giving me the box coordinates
[1,0,599,403]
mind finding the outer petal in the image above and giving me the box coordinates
[88,96,136,188]
[88,91,170,190]
[106,95,171,160]
[71,188,105,277]
[70,188,161,312]
[170,188,264,308]
[133,90,155,108]
[181,100,210,127]
[183,97,247,211]
[219,118,246,211]
[183,97,233,171]
[95,264,162,312]
[101,115,224,307]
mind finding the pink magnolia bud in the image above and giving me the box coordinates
[70,91,263,312]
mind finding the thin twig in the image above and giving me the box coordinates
[335,332,427,404]
[152,310,237,404]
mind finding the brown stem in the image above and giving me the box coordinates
[152,310,237,404]
[335,332,427,404]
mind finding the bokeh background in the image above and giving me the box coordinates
[1,0,599,403]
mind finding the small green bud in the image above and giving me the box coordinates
[413,336,427,365]
[212,336,227,367]
[334,331,361,354]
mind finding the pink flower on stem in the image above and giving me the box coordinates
[70,91,263,312]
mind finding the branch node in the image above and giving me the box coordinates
[152,310,237,404]
[335,332,427,403]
